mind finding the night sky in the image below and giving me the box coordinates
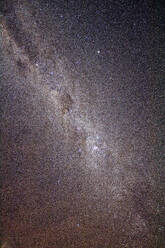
[0,0,164,247]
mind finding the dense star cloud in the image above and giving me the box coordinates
[0,0,164,247]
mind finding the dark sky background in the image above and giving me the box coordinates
[37,0,152,71]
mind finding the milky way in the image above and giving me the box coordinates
[0,1,164,247]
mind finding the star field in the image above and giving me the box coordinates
[0,0,164,247]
